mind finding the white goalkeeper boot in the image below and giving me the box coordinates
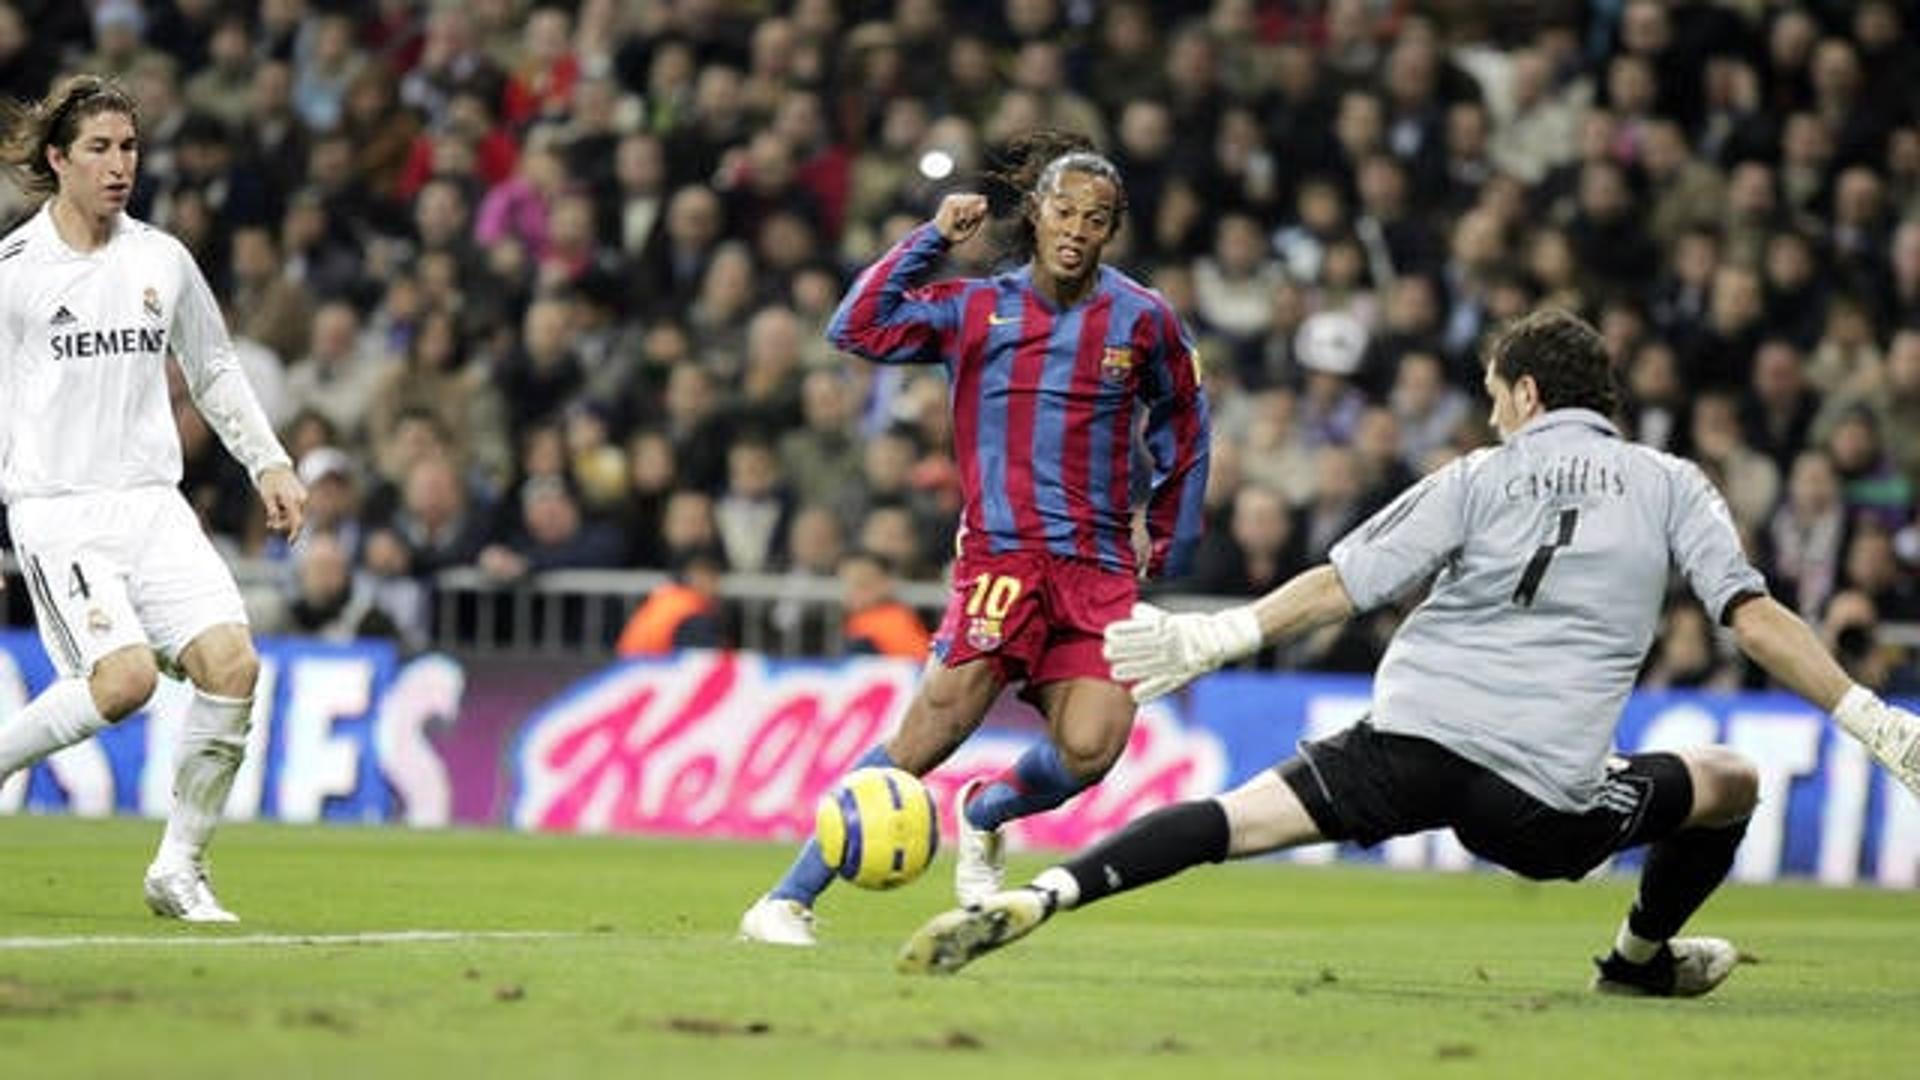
[738,895,816,946]
[953,777,1005,909]
[1592,937,1738,998]
[898,888,1053,975]
[143,861,239,923]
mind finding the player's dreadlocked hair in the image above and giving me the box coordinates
[0,74,140,198]
[1485,308,1621,417]
[983,129,1127,260]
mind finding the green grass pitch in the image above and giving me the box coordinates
[1,817,1916,1078]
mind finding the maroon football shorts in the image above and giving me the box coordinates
[932,548,1137,687]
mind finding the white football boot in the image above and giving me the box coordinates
[1592,937,1739,997]
[143,862,239,923]
[897,888,1052,975]
[737,895,817,946]
[953,777,1006,909]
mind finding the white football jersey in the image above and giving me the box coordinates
[0,204,288,503]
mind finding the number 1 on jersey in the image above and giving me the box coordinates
[1512,508,1579,607]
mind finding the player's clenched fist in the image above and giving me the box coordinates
[933,193,989,245]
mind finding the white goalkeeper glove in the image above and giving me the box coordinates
[1832,685,1920,799]
[1102,602,1266,704]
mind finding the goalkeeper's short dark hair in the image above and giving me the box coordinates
[1485,308,1620,417]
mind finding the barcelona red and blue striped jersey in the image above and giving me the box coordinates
[828,224,1211,577]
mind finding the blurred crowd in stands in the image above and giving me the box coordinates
[0,0,1914,692]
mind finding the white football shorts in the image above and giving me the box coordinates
[6,485,249,677]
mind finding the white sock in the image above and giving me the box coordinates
[1031,866,1081,910]
[1613,919,1663,964]
[155,690,251,870]
[0,678,110,779]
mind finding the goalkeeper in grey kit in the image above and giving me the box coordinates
[900,309,1920,997]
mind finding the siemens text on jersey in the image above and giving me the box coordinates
[50,325,168,361]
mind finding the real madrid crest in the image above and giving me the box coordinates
[142,287,161,320]
[86,607,113,636]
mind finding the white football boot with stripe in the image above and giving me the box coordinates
[953,777,1006,909]
[737,895,817,946]
[144,862,239,923]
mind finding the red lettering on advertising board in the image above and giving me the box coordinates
[517,653,1226,850]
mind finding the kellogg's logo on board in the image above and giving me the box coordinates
[507,651,1232,851]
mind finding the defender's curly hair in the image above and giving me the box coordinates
[0,74,141,198]
[982,129,1127,261]
[1485,308,1621,417]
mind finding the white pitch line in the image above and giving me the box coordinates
[0,930,581,950]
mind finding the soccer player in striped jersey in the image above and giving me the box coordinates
[742,133,1211,944]
[899,309,1920,996]
[0,76,306,921]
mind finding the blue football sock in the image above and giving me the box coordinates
[769,744,897,905]
[964,740,1088,832]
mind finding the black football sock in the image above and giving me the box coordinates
[1625,818,1750,947]
[1057,800,1231,908]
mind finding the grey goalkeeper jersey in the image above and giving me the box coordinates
[1328,408,1766,812]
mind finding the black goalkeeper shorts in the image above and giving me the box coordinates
[1277,720,1694,881]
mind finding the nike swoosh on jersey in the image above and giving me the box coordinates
[987,313,1018,325]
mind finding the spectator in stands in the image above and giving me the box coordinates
[1294,311,1371,449]
[371,454,494,579]
[1845,526,1920,623]
[838,551,929,662]
[286,299,389,445]
[1763,450,1851,621]
[227,224,316,367]
[1188,484,1305,599]
[1351,407,1418,516]
[1823,589,1899,693]
[183,14,254,133]
[477,476,624,582]
[856,502,928,583]
[714,438,791,576]
[779,369,863,512]
[0,2,58,105]
[1823,408,1915,530]
[615,547,726,656]
[657,489,720,573]
[275,534,410,648]
[1689,392,1780,537]
[496,295,584,442]
[1299,446,1368,564]
[657,361,733,494]
[1815,327,1920,486]
[1239,387,1317,506]
[1742,338,1821,476]
[1388,350,1470,469]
